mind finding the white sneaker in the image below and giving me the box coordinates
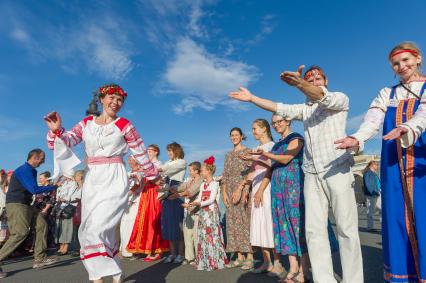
[173,255,184,264]
[164,254,176,263]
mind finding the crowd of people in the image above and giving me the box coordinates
[0,41,424,283]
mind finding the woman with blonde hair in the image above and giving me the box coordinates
[336,42,426,282]
[240,119,276,274]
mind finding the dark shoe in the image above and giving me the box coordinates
[33,257,58,269]
[0,267,7,278]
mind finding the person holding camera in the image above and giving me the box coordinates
[0,149,59,278]
[54,172,81,256]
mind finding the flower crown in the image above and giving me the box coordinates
[99,84,127,97]
[204,156,215,165]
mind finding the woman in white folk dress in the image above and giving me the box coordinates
[44,84,160,283]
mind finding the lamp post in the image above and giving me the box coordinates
[86,90,100,117]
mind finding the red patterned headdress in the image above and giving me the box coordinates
[204,156,215,165]
[99,84,127,98]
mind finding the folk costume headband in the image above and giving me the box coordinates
[304,69,324,80]
[390,49,419,58]
[99,84,127,98]
[204,156,215,165]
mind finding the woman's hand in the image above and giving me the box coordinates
[242,191,249,207]
[189,201,201,207]
[232,186,243,204]
[153,177,164,186]
[383,126,409,141]
[239,153,255,161]
[181,203,190,208]
[250,148,264,155]
[334,136,360,149]
[43,112,62,132]
[222,192,230,207]
[167,192,180,200]
[254,190,263,208]
[229,87,253,102]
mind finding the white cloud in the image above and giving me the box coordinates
[2,4,136,80]
[10,27,30,43]
[248,14,277,45]
[162,38,259,113]
[71,23,135,80]
[138,0,216,49]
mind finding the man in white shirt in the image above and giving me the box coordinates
[229,65,363,283]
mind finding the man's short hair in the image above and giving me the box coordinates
[304,65,327,81]
[40,171,51,178]
[27,148,44,161]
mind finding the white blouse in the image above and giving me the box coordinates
[352,81,426,148]
[196,180,220,208]
[160,159,186,182]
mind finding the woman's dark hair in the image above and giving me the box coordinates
[189,161,201,173]
[229,127,247,141]
[148,144,160,157]
[40,171,51,178]
[253,119,273,141]
[166,142,185,159]
[27,148,44,161]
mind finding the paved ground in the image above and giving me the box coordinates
[0,208,382,283]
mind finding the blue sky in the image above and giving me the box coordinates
[1,0,426,174]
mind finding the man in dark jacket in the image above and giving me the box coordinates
[363,161,381,231]
[0,149,59,278]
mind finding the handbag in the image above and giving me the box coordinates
[60,204,76,219]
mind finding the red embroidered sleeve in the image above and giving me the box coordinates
[46,116,92,150]
[117,118,158,179]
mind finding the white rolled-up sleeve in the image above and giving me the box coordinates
[317,87,349,111]
[276,102,304,121]
[351,88,389,149]
[400,95,426,147]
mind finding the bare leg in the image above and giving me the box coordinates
[269,250,284,275]
[262,248,273,271]
[169,241,176,255]
[178,239,184,256]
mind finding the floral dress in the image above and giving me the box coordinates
[270,133,307,256]
[221,149,252,253]
[195,180,227,271]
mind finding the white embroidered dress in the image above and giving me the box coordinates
[47,116,157,280]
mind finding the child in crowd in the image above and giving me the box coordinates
[186,156,227,271]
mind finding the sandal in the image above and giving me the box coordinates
[279,271,303,283]
[267,266,285,277]
[240,259,254,270]
[226,258,245,268]
[251,263,272,274]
